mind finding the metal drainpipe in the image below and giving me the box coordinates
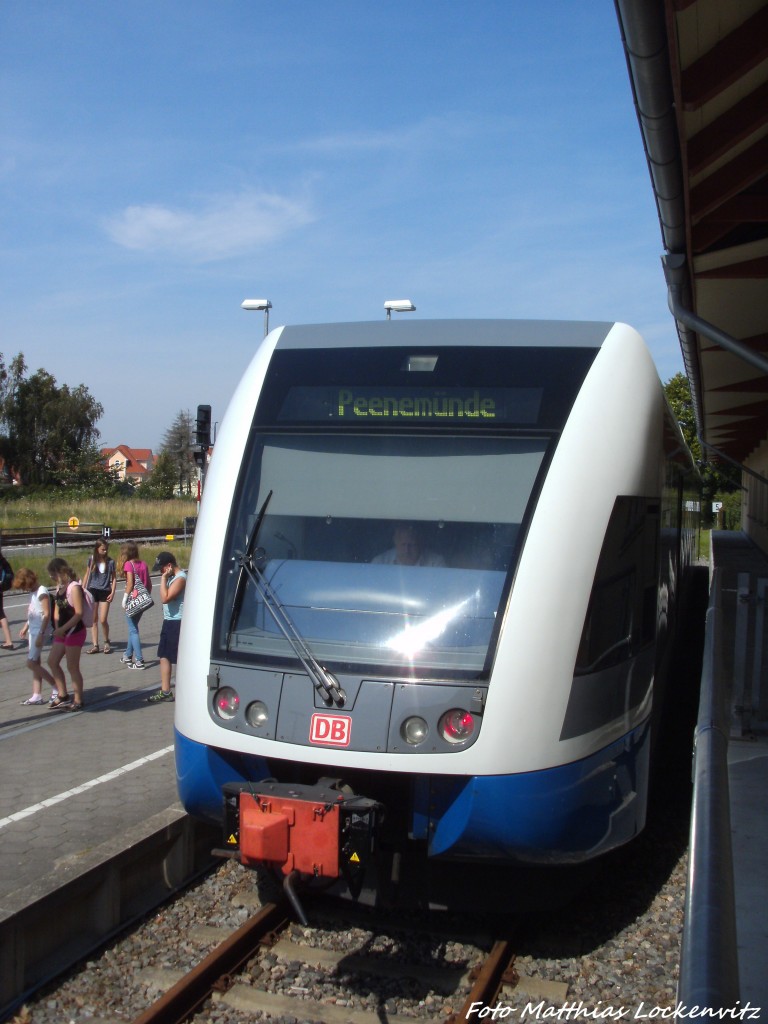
[699,439,768,489]
[663,254,768,377]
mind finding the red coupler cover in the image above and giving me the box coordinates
[239,792,341,878]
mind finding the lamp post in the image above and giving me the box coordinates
[241,298,273,337]
[384,299,416,319]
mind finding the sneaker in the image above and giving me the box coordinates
[49,692,58,704]
[21,695,44,705]
[127,660,145,670]
[148,689,174,703]
[120,656,132,665]
[49,695,73,710]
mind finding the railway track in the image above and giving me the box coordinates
[0,525,195,548]
[12,816,690,1023]
[131,897,520,1024]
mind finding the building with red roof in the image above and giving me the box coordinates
[101,446,155,485]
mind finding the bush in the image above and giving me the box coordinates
[715,490,742,530]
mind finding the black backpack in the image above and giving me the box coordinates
[0,557,13,592]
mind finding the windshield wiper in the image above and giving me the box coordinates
[227,490,273,649]
[227,490,346,707]
[240,559,347,708]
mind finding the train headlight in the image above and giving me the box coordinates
[214,687,240,721]
[401,716,428,746]
[439,708,475,744]
[245,700,269,729]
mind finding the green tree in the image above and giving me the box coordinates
[58,441,125,495]
[0,352,27,412]
[139,451,179,499]
[162,410,196,495]
[1,367,104,485]
[664,372,741,522]
[664,372,700,462]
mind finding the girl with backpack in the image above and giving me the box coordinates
[47,557,87,712]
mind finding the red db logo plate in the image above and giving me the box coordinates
[309,713,352,747]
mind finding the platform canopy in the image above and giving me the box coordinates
[616,0,768,469]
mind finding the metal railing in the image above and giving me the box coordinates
[678,568,740,1007]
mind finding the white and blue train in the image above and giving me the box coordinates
[174,319,699,908]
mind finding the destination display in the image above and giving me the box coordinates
[277,386,543,425]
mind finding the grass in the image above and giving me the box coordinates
[1,496,197,589]
[0,496,196,530]
[699,529,711,562]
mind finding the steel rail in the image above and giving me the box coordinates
[0,526,195,548]
[131,901,289,1024]
[445,938,518,1023]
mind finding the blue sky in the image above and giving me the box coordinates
[0,1,684,451]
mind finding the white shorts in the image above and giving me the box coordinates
[27,633,43,662]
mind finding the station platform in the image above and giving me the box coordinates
[0,583,181,907]
[709,532,768,1010]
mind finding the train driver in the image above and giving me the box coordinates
[372,523,445,567]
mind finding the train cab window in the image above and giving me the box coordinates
[216,433,550,676]
[575,497,660,675]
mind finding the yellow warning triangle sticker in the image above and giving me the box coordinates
[227,834,238,845]
[349,852,360,863]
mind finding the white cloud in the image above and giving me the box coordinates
[286,113,514,156]
[104,189,314,261]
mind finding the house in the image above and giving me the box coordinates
[101,446,155,485]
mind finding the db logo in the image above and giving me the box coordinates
[309,713,352,747]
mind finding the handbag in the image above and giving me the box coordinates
[125,563,154,618]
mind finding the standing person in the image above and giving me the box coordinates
[15,567,57,705]
[0,545,16,649]
[119,541,152,670]
[47,557,87,712]
[147,551,186,704]
[82,540,117,654]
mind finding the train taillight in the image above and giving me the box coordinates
[214,686,240,720]
[438,708,475,743]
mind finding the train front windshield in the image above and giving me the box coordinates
[213,336,599,678]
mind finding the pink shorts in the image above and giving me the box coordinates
[53,627,87,648]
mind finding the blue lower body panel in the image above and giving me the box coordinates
[176,720,650,864]
[175,728,270,824]
[420,720,652,864]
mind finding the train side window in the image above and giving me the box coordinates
[575,497,660,675]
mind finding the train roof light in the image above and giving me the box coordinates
[405,354,438,372]
[384,299,416,319]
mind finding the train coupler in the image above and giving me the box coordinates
[221,778,380,898]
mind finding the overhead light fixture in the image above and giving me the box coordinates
[241,298,273,337]
[384,299,416,319]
